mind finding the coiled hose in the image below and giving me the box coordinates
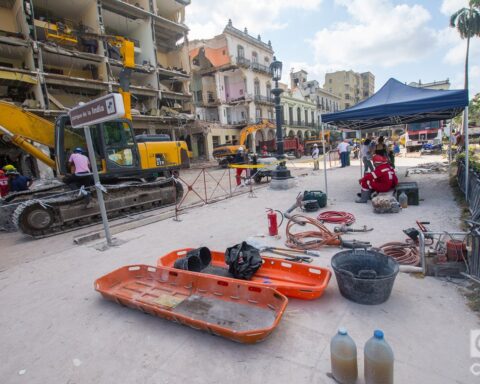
[378,242,420,266]
[285,214,341,250]
[317,211,356,226]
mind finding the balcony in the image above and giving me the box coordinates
[254,95,274,105]
[251,61,270,74]
[236,56,251,67]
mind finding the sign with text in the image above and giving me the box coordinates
[69,93,125,128]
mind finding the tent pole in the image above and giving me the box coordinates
[464,107,469,201]
[448,123,452,176]
[321,121,328,196]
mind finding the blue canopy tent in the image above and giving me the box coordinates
[322,78,468,130]
[319,78,469,198]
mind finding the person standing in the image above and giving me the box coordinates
[0,169,9,197]
[234,146,247,187]
[361,139,374,173]
[337,139,349,168]
[312,143,320,171]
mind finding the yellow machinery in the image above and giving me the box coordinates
[34,19,78,45]
[304,131,331,154]
[212,120,275,164]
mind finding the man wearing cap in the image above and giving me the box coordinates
[7,169,32,192]
[356,154,398,203]
[312,143,320,170]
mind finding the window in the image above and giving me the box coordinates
[296,108,301,125]
[305,110,308,125]
[329,79,332,84]
[266,83,271,100]
[103,121,135,167]
[252,51,258,63]
[212,136,220,147]
[288,106,293,125]
[311,111,315,125]
[264,57,270,64]
[237,45,244,58]
[256,108,261,119]
[254,79,260,96]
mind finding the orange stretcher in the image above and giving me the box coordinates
[95,264,288,344]
[157,248,332,300]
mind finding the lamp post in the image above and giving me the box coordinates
[269,56,291,181]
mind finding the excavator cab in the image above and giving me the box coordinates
[55,115,162,181]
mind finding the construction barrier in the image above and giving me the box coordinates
[457,161,480,221]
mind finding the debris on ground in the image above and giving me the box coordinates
[405,161,448,176]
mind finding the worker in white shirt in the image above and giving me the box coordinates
[312,143,320,170]
[337,139,350,168]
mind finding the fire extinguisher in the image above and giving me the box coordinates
[266,209,284,236]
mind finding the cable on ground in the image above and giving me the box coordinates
[317,211,355,226]
[285,214,341,250]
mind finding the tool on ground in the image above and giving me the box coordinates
[334,224,373,234]
[266,208,284,236]
[285,214,371,251]
[317,211,355,226]
[302,199,320,212]
[256,246,314,263]
[283,192,306,225]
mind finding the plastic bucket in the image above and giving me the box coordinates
[187,247,212,269]
[331,249,399,305]
[173,256,202,272]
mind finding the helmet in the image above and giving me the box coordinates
[372,154,388,164]
[73,147,84,153]
[238,146,244,152]
[0,170,4,176]
[313,143,318,147]
[2,164,16,172]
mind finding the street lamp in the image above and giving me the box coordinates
[269,56,291,182]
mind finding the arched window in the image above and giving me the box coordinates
[252,51,258,63]
[237,45,244,58]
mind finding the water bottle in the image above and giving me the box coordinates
[330,328,358,384]
[399,192,408,209]
[364,330,394,384]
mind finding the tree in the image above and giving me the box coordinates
[450,1,480,90]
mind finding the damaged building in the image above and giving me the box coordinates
[0,0,194,176]
[189,20,276,158]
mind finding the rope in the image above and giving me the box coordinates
[285,214,341,250]
[317,210,355,226]
[378,242,420,266]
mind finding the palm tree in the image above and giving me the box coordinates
[450,1,480,200]
[450,1,480,89]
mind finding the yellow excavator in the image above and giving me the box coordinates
[212,120,275,166]
[0,37,190,237]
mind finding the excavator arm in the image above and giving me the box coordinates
[239,120,275,146]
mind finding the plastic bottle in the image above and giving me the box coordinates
[364,330,394,384]
[330,328,358,384]
[399,192,408,209]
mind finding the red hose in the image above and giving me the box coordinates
[317,211,355,226]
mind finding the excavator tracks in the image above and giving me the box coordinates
[12,178,183,238]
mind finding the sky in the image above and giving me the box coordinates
[185,0,480,98]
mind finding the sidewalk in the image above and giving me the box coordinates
[0,155,478,383]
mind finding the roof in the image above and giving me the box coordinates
[189,46,231,68]
[321,78,468,130]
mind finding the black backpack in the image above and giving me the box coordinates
[225,242,262,280]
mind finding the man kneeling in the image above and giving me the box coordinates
[356,155,398,203]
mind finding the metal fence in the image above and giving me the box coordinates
[457,161,480,221]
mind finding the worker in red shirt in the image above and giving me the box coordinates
[0,169,9,197]
[356,154,398,203]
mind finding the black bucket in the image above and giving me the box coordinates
[331,249,399,305]
[187,247,211,269]
[173,255,202,272]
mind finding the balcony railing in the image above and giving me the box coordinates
[254,95,274,104]
[251,61,270,74]
[236,56,251,67]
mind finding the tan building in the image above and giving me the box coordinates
[0,0,194,171]
[189,20,276,158]
[324,70,375,110]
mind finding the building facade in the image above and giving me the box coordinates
[189,20,275,158]
[324,70,375,110]
[0,0,193,173]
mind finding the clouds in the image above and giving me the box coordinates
[440,0,469,16]
[308,0,436,70]
[186,0,323,40]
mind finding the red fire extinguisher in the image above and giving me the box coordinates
[267,209,284,236]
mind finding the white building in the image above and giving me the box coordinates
[189,20,276,158]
